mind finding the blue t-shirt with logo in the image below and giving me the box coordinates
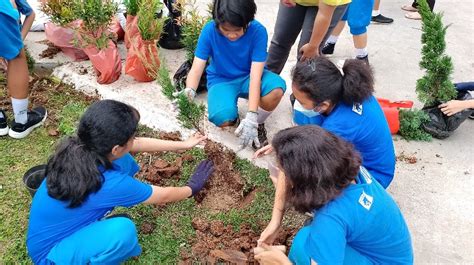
[304,167,413,264]
[294,96,395,188]
[194,20,268,88]
[26,153,152,264]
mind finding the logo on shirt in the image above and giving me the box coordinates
[359,191,374,211]
[352,103,363,115]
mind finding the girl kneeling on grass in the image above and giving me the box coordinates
[26,100,213,264]
[256,57,395,188]
[256,126,413,264]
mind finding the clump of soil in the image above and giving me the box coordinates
[140,221,156,235]
[185,218,296,263]
[136,153,186,185]
[39,41,61,59]
[396,152,418,164]
[195,141,245,211]
[159,131,182,141]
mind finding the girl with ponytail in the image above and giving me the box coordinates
[26,100,213,264]
[255,57,395,189]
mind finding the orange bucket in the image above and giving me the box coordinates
[377,98,414,134]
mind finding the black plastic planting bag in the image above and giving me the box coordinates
[422,91,473,139]
[173,60,208,93]
[159,0,184,50]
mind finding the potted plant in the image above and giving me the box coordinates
[73,0,121,84]
[173,0,211,93]
[415,0,471,139]
[123,0,141,49]
[125,0,166,82]
[41,0,88,61]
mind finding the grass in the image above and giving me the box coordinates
[0,71,294,263]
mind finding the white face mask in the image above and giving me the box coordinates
[293,99,321,118]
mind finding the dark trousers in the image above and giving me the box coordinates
[266,3,349,74]
[412,0,436,11]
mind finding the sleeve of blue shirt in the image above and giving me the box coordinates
[15,0,33,16]
[194,22,213,61]
[97,175,153,208]
[305,214,347,265]
[251,23,268,62]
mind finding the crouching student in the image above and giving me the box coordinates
[181,0,286,149]
[26,100,214,264]
[256,126,414,264]
[255,57,395,188]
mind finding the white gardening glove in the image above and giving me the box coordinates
[173,87,196,101]
[235,111,259,149]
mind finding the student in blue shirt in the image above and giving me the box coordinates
[255,57,395,188]
[180,0,286,150]
[0,0,46,139]
[26,100,214,264]
[255,126,413,264]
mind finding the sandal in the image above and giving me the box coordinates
[401,4,418,12]
[405,12,422,20]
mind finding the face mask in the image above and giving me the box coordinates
[293,99,321,118]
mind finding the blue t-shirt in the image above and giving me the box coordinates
[15,0,34,16]
[294,96,395,188]
[195,20,268,87]
[0,1,20,21]
[26,153,153,264]
[304,167,413,264]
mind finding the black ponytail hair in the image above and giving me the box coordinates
[213,0,257,31]
[46,100,140,208]
[291,57,374,106]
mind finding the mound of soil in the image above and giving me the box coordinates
[195,141,245,211]
[39,41,61,59]
[136,154,186,185]
[184,218,296,263]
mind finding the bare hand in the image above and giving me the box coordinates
[281,0,296,7]
[253,145,274,159]
[255,244,292,265]
[258,220,281,247]
[184,133,207,149]
[299,43,319,61]
[439,100,473,117]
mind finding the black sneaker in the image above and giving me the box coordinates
[290,93,296,107]
[252,123,268,150]
[321,42,336,55]
[8,106,47,139]
[371,14,394,24]
[0,110,8,136]
[356,55,370,65]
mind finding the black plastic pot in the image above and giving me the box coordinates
[23,165,47,197]
[422,91,473,139]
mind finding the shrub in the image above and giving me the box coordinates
[123,0,141,16]
[179,0,212,61]
[399,109,432,141]
[73,0,118,49]
[137,0,166,41]
[41,0,77,26]
[415,0,457,106]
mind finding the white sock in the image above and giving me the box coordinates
[372,10,380,17]
[11,97,28,124]
[326,35,339,44]
[257,107,272,124]
[0,111,4,119]
[355,48,368,58]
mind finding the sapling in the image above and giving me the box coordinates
[41,0,77,27]
[137,0,166,41]
[123,0,141,16]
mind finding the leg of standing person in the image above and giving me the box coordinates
[371,0,394,24]
[347,0,374,64]
[405,0,435,20]
[0,10,46,138]
[298,4,348,58]
[266,3,308,74]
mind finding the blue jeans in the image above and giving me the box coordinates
[289,226,373,265]
[455,82,474,92]
[45,217,141,265]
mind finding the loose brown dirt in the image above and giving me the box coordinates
[38,41,61,59]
